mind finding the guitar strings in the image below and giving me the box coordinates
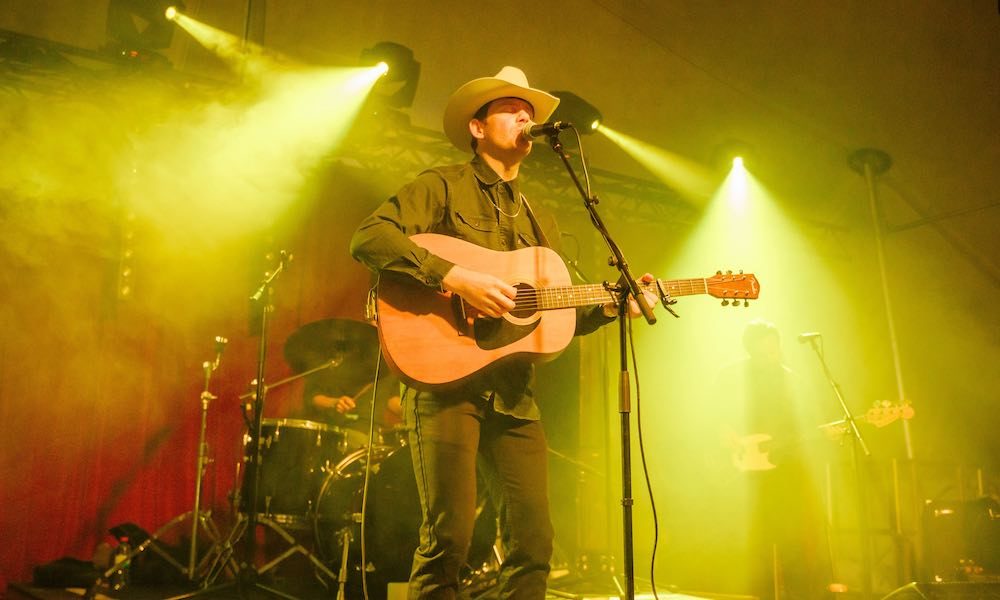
[509,279,714,310]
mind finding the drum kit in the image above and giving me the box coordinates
[82,256,497,600]
[188,317,497,600]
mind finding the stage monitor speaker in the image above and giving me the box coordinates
[881,582,1000,600]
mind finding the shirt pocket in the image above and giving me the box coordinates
[456,211,498,234]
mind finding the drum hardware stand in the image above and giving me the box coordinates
[334,527,353,600]
[82,338,237,599]
[236,356,347,406]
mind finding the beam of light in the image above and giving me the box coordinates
[347,61,388,93]
[596,123,715,203]
[623,166,857,592]
[727,155,749,216]
[115,63,385,247]
[168,10,280,80]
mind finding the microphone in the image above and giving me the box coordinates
[797,332,822,343]
[521,120,572,140]
[212,335,228,369]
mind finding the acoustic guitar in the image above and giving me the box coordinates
[374,233,760,389]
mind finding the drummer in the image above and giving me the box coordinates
[284,318,403,447]
[301,364,402,447]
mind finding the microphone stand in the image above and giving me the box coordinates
[804,335,875,600]
[543,127,656,600]
[242,251,294,597]
[188,336,227,579]
[170,252,297,600]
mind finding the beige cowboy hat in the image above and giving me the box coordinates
[442,66,560,152]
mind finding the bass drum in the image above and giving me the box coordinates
[314,445,497,596]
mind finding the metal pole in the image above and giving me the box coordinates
[848,148,921,586]
[849,148,913,458]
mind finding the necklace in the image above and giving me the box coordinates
[486,189,523,218]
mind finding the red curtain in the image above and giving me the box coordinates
[0,168,379,590]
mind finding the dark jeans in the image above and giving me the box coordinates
[405,390,554,600]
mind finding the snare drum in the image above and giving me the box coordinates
[241,418,347,527]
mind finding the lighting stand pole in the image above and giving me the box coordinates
[848,148,920,588]
[848,149,913,462]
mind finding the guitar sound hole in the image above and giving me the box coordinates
[511,283,538,319]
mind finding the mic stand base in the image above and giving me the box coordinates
[167,514,339,600]
[82,510,236,599]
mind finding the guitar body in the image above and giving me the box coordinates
[376,234,577,389]
[729,433,778,472]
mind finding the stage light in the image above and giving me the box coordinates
[106,0,185,51]
[712,139,754,173]
[549,91,602,134]
[164,6,178,21]
[360,42,420,108]
[374,61,389,77]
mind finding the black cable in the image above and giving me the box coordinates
[628,315,663,600]
[358,349,383,600]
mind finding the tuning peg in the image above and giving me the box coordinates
[743,300,749,307]
[726,270,733,275]
[721,299,730,306]
[716,270,722,276]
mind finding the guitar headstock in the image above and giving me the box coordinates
[864,401,915,428]
[708,270,760,307]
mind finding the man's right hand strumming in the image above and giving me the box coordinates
[442,264,517,318]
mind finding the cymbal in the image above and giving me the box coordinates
[283,318,378,374]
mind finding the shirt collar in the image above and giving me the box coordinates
[471,154,521,197]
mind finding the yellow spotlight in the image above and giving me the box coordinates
[164,6,178,21]
[727,155,749,213]
[590,119,600,131]
[344,62,392,93]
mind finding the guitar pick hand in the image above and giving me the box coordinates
[442,264,518,318]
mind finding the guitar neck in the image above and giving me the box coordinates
[517,278,708,311]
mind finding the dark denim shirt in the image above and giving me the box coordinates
[350,155,613,419]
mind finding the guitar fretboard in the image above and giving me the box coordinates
[514,279,708,311]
